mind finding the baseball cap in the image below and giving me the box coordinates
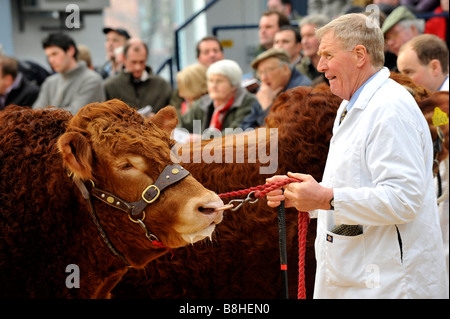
[102,27,131,39]
[381,6,416,34]
[251,48,291,70]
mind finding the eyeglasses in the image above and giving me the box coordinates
[257,64,283,78]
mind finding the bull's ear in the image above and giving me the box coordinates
[57,132,93,180]
[151,106,178,134]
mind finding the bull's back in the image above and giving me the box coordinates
[0,106,73,297]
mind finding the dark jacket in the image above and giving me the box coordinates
[240,68,311,130]
[1,74,39,110]
[179,86,255,136]
[104,66,172,113]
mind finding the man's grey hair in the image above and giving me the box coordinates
[316,13,385,68]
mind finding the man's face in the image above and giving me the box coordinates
[384,23,417,56]
[0,68,13,95]
[300,24,320,58]
[105,31,128,60]
[317,32,359,100]
[45,46,73,73]
[274,30,302,62]
[259,14,280,49]
[256,57,289,90]
[397,45,437,92]
[197,40,224,67]
[124,47,147,79]
[267,0,290,16]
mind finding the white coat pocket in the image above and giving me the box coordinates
[325,231,367,288]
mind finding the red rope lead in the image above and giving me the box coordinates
[218,177,310,299]
[297,211,309,299]
[218,177,301,199]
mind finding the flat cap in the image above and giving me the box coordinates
[102,27,131,39]
[381,6,416,34]
[251,48,291,69]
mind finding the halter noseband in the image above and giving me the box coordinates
[70,164,190,266]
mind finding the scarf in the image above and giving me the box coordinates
[209,96,234,131]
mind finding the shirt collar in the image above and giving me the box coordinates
[438,74,449,91]
[346,70,380,112]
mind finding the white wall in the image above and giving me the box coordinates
[10,4,107,73]
[205,0,265,75]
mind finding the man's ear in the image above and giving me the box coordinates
[57,132,93,180]
[151,106,179,134]
[68,45,77,59]
[354,44,368,68]
[428,59,442,77]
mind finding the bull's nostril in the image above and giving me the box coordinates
[198,207,215,215]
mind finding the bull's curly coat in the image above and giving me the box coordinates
[113,84,342,299]
[0,100,223,298]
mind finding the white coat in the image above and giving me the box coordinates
[312,68,449,299]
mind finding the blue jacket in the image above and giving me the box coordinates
[240,68,311,130]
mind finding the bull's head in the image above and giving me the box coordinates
[57,99,224,266]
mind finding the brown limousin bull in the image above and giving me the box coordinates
[0,99,223,298]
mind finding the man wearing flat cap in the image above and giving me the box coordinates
[240,48,311,130]
[382,6,424,57]
[97,27,131,79]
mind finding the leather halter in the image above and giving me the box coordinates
[70,164,190,266]
[90,164,190,218]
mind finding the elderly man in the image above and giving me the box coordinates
[240,48,311,130]
[382,6,424,56]
[104,38,172,114]
[266,13,448,298]
[298,14,330,83]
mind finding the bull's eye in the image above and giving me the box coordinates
[119,162,134,170]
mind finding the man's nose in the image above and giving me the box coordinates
[317,57,327,73]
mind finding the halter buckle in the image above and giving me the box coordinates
[141,184,160,204]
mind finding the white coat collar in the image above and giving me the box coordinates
[334,67,390,129]
[349,67,390,111]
